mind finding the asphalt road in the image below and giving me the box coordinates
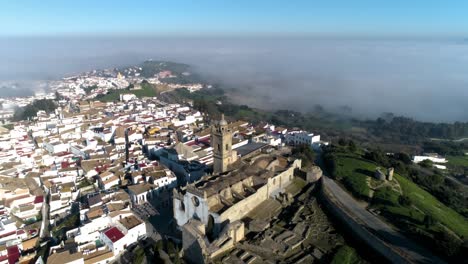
[322,176,445,264]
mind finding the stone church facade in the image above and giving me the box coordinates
[172,116,303,262]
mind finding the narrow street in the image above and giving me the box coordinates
[39,196,50,238]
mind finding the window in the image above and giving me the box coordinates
[225,144,228,151]
[218,144,220,151]
[192,196,200,207]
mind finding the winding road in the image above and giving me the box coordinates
[322,176,445,264]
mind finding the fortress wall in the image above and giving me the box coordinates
[319,180,410,264]
[219,160,299,223]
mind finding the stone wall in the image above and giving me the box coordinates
[306,166,323,182]
[319,180,410,264]
[219,159,301,223]
[175,159,302,229]
[182,220,209,264]
[182,219,245,263]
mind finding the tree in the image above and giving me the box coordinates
[55,91,64,101]
[419,159,433,169]
[364,150,390,167]
[338,138,347,146]
[348,140,357,152]
[423,214,436,228]
[13,99,57,121]
[426,172,444,187]
[397,152,412,165]
[292,144,316,168]
[323,152,338,178]
[434,231,462,257]
[398,195,412,207]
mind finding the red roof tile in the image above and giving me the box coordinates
[34,196,44,204]
[104,227,124,243]
[0,231,16,239]
[7,245,19,264]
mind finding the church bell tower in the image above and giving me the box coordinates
[212,114,233,174]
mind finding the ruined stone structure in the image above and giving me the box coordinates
[211,114,237,174]
[182,219,245,262]
[375,167,394,181]
[174,157,301,227]
[173,155,302,262]
[306,166,323,183]
[387,167,394,181]
[374,167,386,181]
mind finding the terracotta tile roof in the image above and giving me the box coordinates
[103,227,124,243]
[119,215,143,230]
[83,250,114,264]
[128,183,155,195]
[48,251,83,264]
[21,237,38,251]
[86,207,104,220]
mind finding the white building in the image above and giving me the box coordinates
[100,227,126,255]
[43,140,69,154]
[115,215,146,244]
[285,131,320,146]
[71,216,112,244]
[100,172,120,190]
[127,183,156,205]
[413,155,447,164]
[120,94,137,102]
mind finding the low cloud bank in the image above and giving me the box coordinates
[1,36,467,122]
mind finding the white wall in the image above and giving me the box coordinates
[413,156,447,164]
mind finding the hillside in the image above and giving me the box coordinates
[322,144,468,260]
[139,60,203,84]
[96,81,158,102]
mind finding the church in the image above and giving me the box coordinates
[173,115,303,262]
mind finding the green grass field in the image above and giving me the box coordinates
[335,155,376,199]
[97,82,158,102]
[447,155,468,167]
[371,184,428,229]
[334,153,468,238]
[395,174,468,237]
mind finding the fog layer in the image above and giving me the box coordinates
[1,36,468,122]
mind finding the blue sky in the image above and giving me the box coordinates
[1,0,467,36]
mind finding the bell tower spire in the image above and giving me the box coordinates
[212,114,232,174]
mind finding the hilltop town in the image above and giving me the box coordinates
[0,61,332,264]
[0,60,466,264]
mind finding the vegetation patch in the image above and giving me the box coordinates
[2,124,14,130]
[13,99,57,121]
[330,245,363,264]
[395,174,468,238]
[447,155,468,167]
[333,154,375,199]
[51,213,80,241]
[322,142,468,259]
[96,81,158,102]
